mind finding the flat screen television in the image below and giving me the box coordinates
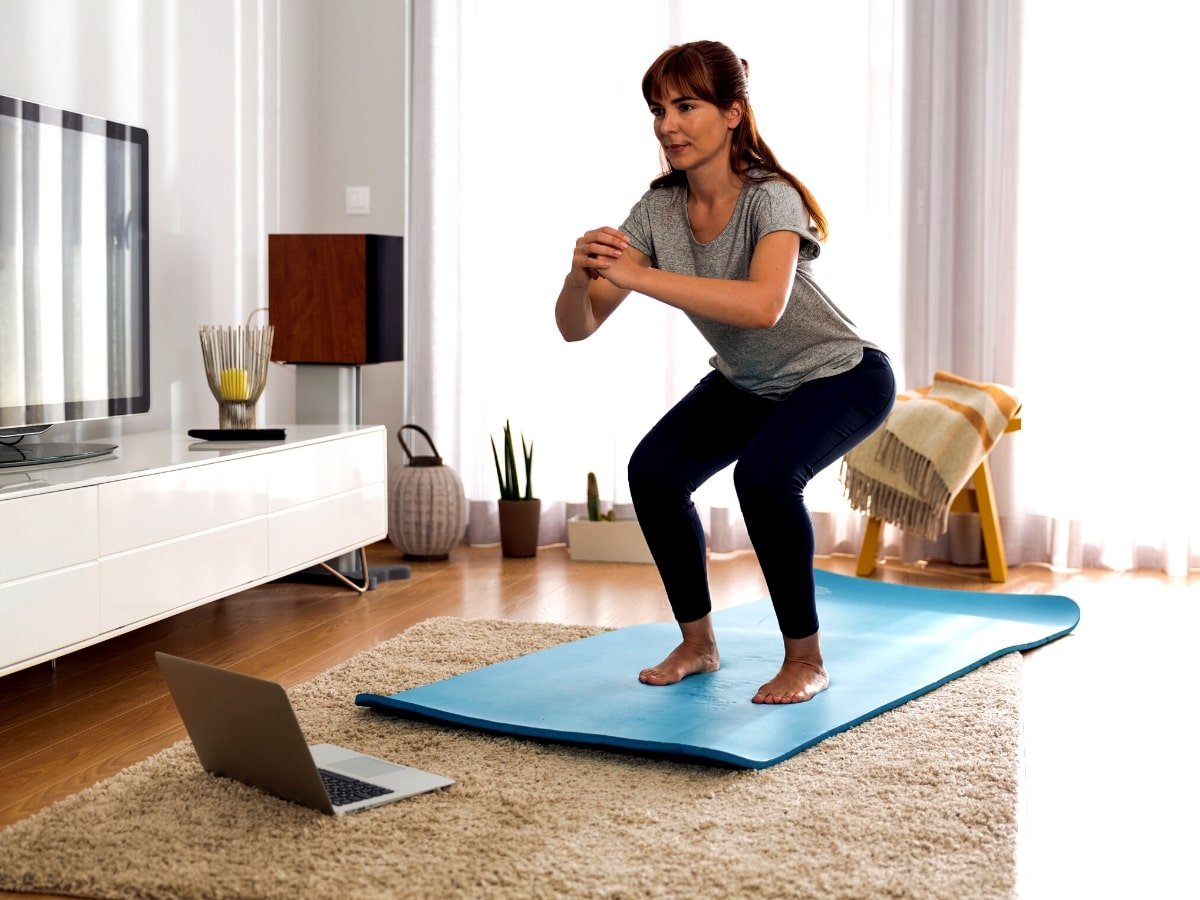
[0,93,149,469]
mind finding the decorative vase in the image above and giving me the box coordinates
[388,425,467,561]
[498,498,541,558]
[198,324,274,429]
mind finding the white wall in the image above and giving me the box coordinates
[0,0,408,460]
[308,0,409,471]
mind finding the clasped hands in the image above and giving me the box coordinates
[571,227,638,289]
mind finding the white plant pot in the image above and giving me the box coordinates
[566,515,654,564]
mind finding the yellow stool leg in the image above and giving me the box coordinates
[972,459,1008,583]
[857,517,883,577]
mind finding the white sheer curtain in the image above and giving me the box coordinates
[408,0,1198,575]
[869,0,1026,568]
[1008,0,1200,575]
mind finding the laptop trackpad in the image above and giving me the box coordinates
[332,755,406,779]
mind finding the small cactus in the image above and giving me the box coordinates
[587,472,601,521]
[586,472,617,521]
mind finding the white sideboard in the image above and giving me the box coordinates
[0,425,387,677]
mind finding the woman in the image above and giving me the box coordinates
[554,40,895,704]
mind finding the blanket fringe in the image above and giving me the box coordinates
[841,431,953,541]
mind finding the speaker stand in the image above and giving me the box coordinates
[283,363,410,591]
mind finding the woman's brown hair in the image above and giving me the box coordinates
[641,40,828,241]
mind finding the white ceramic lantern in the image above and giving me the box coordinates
[388,425,467,561]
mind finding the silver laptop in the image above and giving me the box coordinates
[156,651,453,815]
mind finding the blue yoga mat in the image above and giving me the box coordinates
[356,570,1079,768]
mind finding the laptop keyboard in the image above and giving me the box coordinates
[318,768,395,806]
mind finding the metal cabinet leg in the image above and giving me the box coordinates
[318,546,371,594]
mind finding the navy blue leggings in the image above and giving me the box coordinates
[628,348,895,639]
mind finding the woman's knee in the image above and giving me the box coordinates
[628,438,682,501]
[733,455,803,508]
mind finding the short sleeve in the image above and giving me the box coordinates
[619,190,656,262]
[748,179,822,261]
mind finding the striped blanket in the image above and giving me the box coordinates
[841,371,1021,541]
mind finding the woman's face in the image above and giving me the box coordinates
[649,82,740,175]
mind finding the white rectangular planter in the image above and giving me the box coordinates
[566,516,654,564]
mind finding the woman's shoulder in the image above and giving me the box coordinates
[627,182,686,220]
[742,175,805,219]
[741,172,820,259]
[743,171,801,200]
[621,182,687,254]
[641,182,686,204]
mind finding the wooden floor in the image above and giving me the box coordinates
[1,542,1197,899]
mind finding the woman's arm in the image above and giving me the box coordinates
[555,276,631,343]
[600,229,801,330]
[555,226,638,342]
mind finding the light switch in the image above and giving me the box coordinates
[345,186,370,215]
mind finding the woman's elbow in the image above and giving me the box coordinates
[555,313,593,342]
[749,295,788,329]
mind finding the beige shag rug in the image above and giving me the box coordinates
[0,618,1019,899]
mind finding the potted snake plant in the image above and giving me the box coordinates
[491,421,540,557]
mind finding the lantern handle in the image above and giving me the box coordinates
[397,424,443,465]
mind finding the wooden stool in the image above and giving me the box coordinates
[856,415,1021,583]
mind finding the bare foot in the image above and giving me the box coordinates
[752,631,829,704]
[639,641,720,685]
[752,660,829,704]
[639,615,719,686]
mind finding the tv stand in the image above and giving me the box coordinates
[0,425,388,677]
[0,441,118,469]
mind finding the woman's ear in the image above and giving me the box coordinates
[726,101,744,130]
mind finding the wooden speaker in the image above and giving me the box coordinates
[268,233,404,364]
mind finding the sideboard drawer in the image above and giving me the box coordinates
[0,564,100,667]
[268,482,386,575]
[267,431,385,513]
[0,487,98,583]
[99,518,269,631]
[98,455,269,556]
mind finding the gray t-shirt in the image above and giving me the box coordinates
[620,176,874,398]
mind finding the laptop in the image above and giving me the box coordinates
[156,651,453,815]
